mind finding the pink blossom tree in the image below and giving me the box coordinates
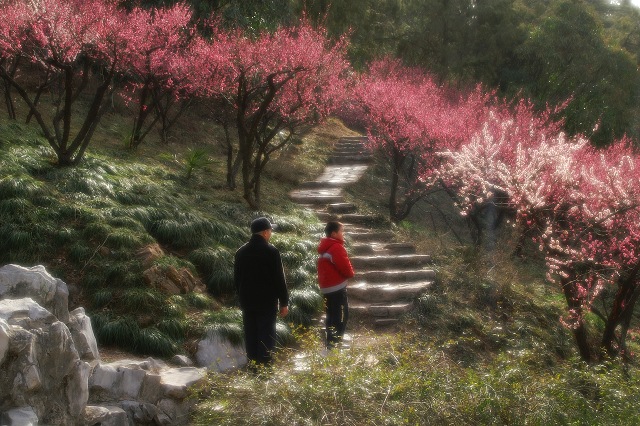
[352,58,490,223]
[0,0,133,166]
[185,30,240,189]
[122,3,197,148]
[440,99,568,246]
[541,142,640,361]
[0,1,28,120]
[443,101,640,361]
[198,20,351,208]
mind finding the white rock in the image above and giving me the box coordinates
[159,367,206,399]
[120,400,159,424]
[156,398,192,426]
[120,367,147,400]
[83,405,130,426]
[0,297,55,326]
[67,360,91,417]
[68,307,100,361]
[170,354,193,367]
[195,330,247,372]
[0,264,69,322]
[90,360,153,401]
[0,318,9,364]
[0,406,38,425]
[89,363,120,393]
[22,364,41,391]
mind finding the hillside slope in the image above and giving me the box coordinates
[0,107,357,357]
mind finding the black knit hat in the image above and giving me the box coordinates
[250,217,273,233]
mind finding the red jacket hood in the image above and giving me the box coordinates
[318,237,343,253]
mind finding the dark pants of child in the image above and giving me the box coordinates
[324,288,349,348]
[242,309,277,365]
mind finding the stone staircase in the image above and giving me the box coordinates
[289,136,435,328]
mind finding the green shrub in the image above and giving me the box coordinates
[92,313,138,348]
[105,229,145,249]
[183,148,211,180]
[0,198,32,217]
[288,288,322,327]
[184,292,215,309]
[157,318,187,340]
[92,289,113,308]
[275,321,294,346]
[136,327,178,356]
[68,243,92,263]
[120,288,164,312]
[0,175,45,199]
[189,247,234,295]
[204,322,244,346]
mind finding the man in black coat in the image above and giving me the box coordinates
[234,217,289,367]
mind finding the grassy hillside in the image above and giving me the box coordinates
[0,104,357,356]
[2,104,640,424]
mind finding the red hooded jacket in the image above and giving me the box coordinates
[317,237,355,294]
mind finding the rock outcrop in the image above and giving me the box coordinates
[0,264,245,425]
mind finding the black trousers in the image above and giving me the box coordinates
[242,309,277,365]
[324,288,348,348]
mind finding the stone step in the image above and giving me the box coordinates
[348,281,432,303]
[313,164,369,185]
[339,214,384,226]
[331,152,371,159]
[350,254,432,270]
[328,155,373,164]
[327,203,358,214]
[315,211,339,222]
[336,140,367,147]
[351,242,418,256]
[333,146,367,153]
[338,136,367,140]
[346,230,395,243]
[290,193,344,204]
[299,181,346,189]
[350,302,413,318]
[332,148,368,155]
[385,243,417,255]
[351,244,375,255]
[355,269,436,283]
[330,148,369,154]
[372,318,399,328]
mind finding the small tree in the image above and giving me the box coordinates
[122,3,197,148]
[441,99,566,246]
[542,142,640,361]
[204,20,350,209]
[444,103,640,362]
[0,0,133,166]
[353,59,490,223]
[0,1,30,120]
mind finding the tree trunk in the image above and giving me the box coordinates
[560,275,595,362]
[129,83,152,149]
[223,124,241,190]
[3,83,15,120]
[389,147,404,223]
[1,58,19,120]
[239,129,259,209]
[600,263,640,358]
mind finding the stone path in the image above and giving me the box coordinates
[290,136,435,329]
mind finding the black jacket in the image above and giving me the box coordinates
[234,234,288,312]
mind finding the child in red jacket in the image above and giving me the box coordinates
[317,221,355,348]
